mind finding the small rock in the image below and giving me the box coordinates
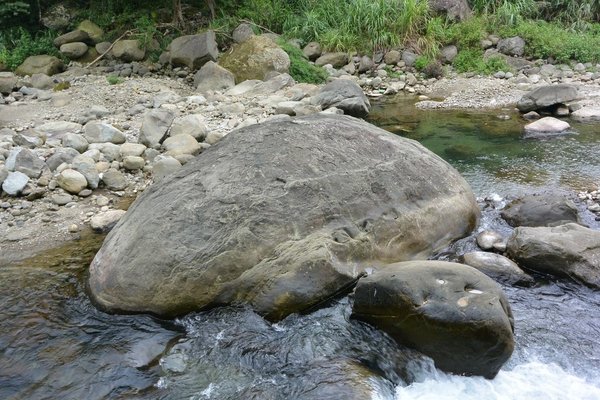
[57,169,88,194]
[123,156,145,170]
[68,224,80,233]
[101,169,128,190]
[90,209,126,232]
[2,171,29,196]
[51,193,73,205]
[524,117,570,137]
[62,133,89,153]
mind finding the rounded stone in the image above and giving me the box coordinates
[57,169,88,194]
[123,156,145,171]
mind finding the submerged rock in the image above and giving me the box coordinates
[352,260,515,378]
[507,223,600,288]
[89,114,479,320]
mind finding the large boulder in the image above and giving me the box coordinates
[429,0,471,21]
[313,79,371,118]
[501,193,581,227]
[220,36,290,82]
[315,52,348,68]
[169,32,218,70]
[54,29,90,47]
[351,260,514,378]
[497,36,526,57]
[507,223,600,288]
[517,84,580,113]
[60,42,89,59]
[15,55,64,76]
[78,20,104,44]
[194,61,235,93]
[112,40,145,62]
[89,114,479,320]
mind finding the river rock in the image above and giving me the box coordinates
[351,260,514,378]
[139,109,176,148]
[524,117,570,137]
[507,223,600,288]
[120,143,147,158]
[429,0,471,20]
[60,42,88,59]
[402,51,417,67]
[0,167,7,186]
[2,171,29,196]
[232,23,254,44]
[91,210,127,233]
[194,61,235,93]
[13,130,45,149]
[72,155,99,189]
[303,42,322,61]
[30,73,55,90]
[152,155,182,181]
[123,156,145,170]
[36,121,82,139]
[0,72,17,95]
[358,56,374,73]
[88,143,121,162]
[88,114,479,320]
[162,134,201,157]
[441,45,458,63]
[245,73,295,96]
[461,251,534,286]
[501,193,580,227]
[315,52,348,68]
[101,168,128,190]
[169,32,218,70]
[57,169,88,194]
[54,30,90,47]
[383,50,401,65]
[46,148,80,171]
[517,84,579,113]
[62,133,89,153]
[6,148,45,179]
[170,114,207,141]
[313,79,371,118]
[78,20,103,44]
[112,40,145,62]
[220,36,290,82]
[15,55,65,76]
[84,122,126,144]
[497,36,525,57]
[476,230,506,251]
[571,106,600,122]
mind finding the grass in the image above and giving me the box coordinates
[278,40,328,84]
[106,75,124,85]
[0,28,63,71]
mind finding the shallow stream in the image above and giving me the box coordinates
[2,96,600,399]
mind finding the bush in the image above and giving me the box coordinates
[0,28,62,71]
[452,49,511,75]
[278,40,328,84]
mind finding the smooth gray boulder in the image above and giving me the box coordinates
[139,109,176,148]
[89,114,479,320]
[501,193,581,227]
[507,223,600,288]
[169,114,207,141]
[313,79,371,118]
[194,61,235,93]
[62,133,89,153]
[57,169,88,194]
[54,29,90,47]
[0,72,17,95]
[351,260,514,378]
[476,230,507,252]
[152,155,182,181]
[15,55,64,76]
[517,84,579,113]
[101,168,128,190]
[112,40,145,62]
[497,36,525,57]
[460,251,534,286]
[46,148,80,171]
[30,73,55,90]
[2,171,29,196]
[303,42,322,61]
[60,42,88,59]
[6,147,45,178]
[91,210,126,232]
[84,122,126,144]
[169,32,218,70]
[72,155,100,189]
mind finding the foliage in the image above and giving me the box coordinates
[446,16,489,49]
[0,28,61,71]
[452,49,511,74]
[278,40,328,84]
[0,2,30,26]
[106,75,124,85]
[53,81,71,91]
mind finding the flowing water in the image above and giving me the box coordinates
[2,96,600,399]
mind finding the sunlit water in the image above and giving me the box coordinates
[2,97,600,399]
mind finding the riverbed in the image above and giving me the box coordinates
[2,97,600,399]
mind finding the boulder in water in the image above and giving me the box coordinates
[351,260,515,378]
[89,115,479,320]
[501,193,581,227]
[460,251,535,286]
[517,84,580,113]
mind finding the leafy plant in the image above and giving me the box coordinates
[106,75,124,85]
[278,40,328,84]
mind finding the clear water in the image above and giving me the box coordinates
[2,98,600,399]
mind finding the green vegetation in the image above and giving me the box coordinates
[53,81,71,91]
[106,75,124,85]
[278,40,328,84]
[0,28,62,70]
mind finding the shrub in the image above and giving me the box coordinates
[452,49,511,75]
[106,75,124,85]
[278,40,328,84]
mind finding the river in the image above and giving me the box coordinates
[1,97,600,399]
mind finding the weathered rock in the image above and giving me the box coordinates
[0,72,17,95]
[54,30,90,47]
[441,45,458,63]
[46,148,80,171]
[194,61,235,93]
[0,167,7,186]
[88,114,479,320]
[84,122,126,144]
[139,109,176,148]
[57,169,88,194]
[303,42,322,61]
[313,79,371,118]
[112,40,145,62]
[36,121,82,139]
[15,55,64,76]
[88,143,121,162]
[72,155,100,189]
[232,23,254,44]
[163,134,201,156]
[120,143,147,158]
[524,116,570,137]
[170,114,207,141]
[60,42,89,59]
[152,90,183,108]
[220,36,290,82]
[517,84,579,113]
[101,169,128,190]
[402,51,417,67]
[429,0,471,20]
[497,36,525,57]
[507,223,600,288]
[315,52,348,68]
[152,155,182,181]
[78,20,104,44]
[13,130,45,148]
[461,251,535,286]
[244,73,295,96]
[571,106,600,122]
[30,73,55,90]
[358,56,374,73]
[6,147,45,178]
[383,50,401,65]
[91,210,127,232]
[476,230,506,251]
[169,32,218,70]
[123,156,145,170]
[2,171,29,195]
[96,42,112,55]
[352,260,514,378]
[501,193,581,227]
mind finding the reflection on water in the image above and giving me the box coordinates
[2,98,600,399]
